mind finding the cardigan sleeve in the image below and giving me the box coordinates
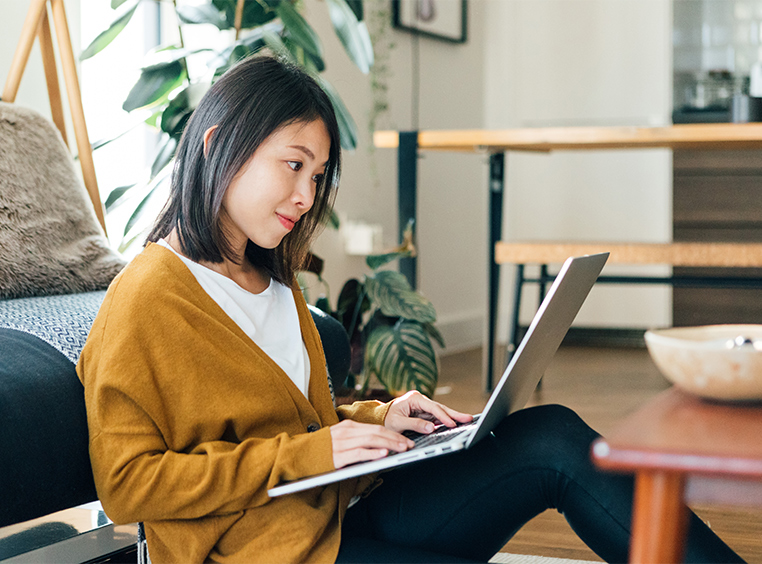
[336,400,392,425]
[86,421,335,523]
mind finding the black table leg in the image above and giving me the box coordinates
[398,131,418,289]
[484,152,505,392]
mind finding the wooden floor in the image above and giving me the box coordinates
[435,345,762,563]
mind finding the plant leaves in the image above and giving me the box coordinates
[365,270,436,323]
[123,61,186,112]
[365,248,414,270]
[104,183,136,211]
[80,1,139,61]
[111,0,130,8]
[345,0,364,21]
[315,296,331,314]
[160,87,194,136]
[325,0,373,74]
[122,171,172,237]
[316,76,357,151]
[276,1,323,60]
[336,278,369,336]
[150,134,179,179]
[141,46,209,69]
[423,322,446,348]
[365,321,437,397]
[262,29,295,62]
[328,209,340,230]
[176,4,228,29]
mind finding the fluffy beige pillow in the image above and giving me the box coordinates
[0,102,126,299]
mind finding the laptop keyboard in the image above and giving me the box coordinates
[403,417,479,449]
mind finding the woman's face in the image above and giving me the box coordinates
[220,118,330,254]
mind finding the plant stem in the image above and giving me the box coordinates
[235,0,245,40]
[171,0,185,48]
[171,0,189,81]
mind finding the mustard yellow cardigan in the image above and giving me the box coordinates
[77,243,390,563]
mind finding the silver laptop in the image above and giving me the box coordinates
[268,252,609,498]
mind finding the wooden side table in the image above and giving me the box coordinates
[591,387,762,563]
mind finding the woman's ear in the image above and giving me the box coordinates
[203,125,219,157]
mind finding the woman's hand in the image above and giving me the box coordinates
[330,420,415,469]
[384,391,473,435]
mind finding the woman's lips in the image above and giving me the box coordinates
[277,213,297,230]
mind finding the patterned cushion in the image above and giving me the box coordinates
[0,291,106,364]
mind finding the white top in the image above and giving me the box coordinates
[157,239,310,396]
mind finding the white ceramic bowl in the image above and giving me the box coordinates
[644,325,762,401]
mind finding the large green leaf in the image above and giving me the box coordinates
[316,76,357,151]
[123,61,186,112]
[176,4,228,29]
[365,321,437,397]
[365,271,436,323]
[111,0,130,8]
[325,0,373,74]
[80,1,139,61]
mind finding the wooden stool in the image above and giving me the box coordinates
[495,241,762,358]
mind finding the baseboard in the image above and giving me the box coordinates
[434,311,483,356]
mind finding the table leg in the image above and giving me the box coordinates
[630,470,688,564]
[397,131,418,289]
[484,152,505,392]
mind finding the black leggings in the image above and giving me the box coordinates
[336,404,744,563]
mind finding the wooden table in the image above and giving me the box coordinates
[374,124,762,391]
[591,387,762,563]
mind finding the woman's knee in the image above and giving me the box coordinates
[492,404,600,465]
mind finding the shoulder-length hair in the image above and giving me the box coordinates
[147,54,341,285]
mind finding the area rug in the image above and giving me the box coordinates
[489,553,598,564]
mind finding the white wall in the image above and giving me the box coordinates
[484,0,674,338]
[307,0,488,353]
[0,0,81,139]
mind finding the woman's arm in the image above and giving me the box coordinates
[87,385,336,524]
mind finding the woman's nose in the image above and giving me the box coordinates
[294,180,315,211]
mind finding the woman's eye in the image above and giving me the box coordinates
[288,161,302,171]
[312,173,325,184]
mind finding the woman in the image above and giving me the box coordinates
[77,55,743,563]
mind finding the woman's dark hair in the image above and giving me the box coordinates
[147,54,341,285]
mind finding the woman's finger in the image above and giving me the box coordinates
[330,420,413,469]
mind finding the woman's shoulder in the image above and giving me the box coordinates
[100,242,203,320]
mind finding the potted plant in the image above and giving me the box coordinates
[309,222,445,400]
[81,0,373,252]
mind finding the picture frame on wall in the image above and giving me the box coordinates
[393,0,467,44]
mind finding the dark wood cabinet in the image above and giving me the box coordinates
[672,150,762,326]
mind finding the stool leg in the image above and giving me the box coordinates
[536,264,548,389]
[507,264,525,366]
